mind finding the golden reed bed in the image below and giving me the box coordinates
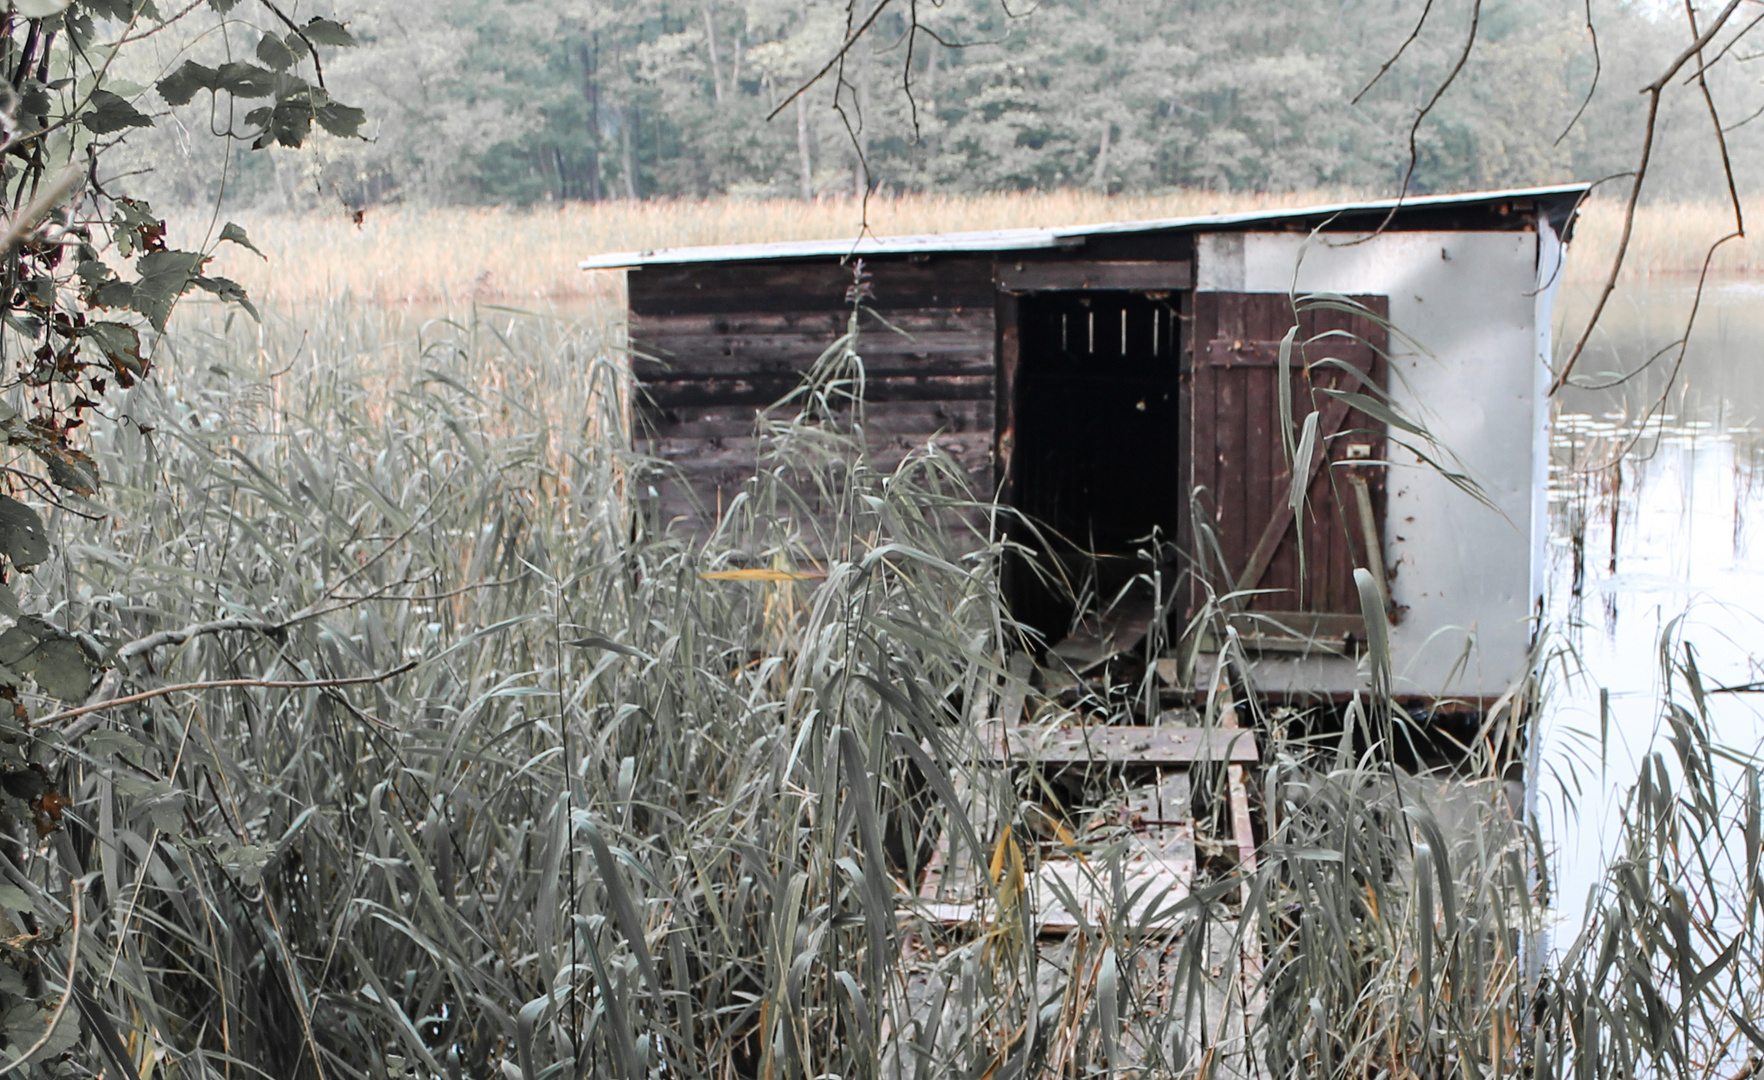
[170,192,1755,309]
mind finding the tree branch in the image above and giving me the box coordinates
[38,660,417,729]
[766,0,896,122]
[1552,0,1747,394]
[255,0,326,89]
[1352,0,1435,105]
[113,617,284,665]
[1555,0,1601,146]
[0,880,81,1078]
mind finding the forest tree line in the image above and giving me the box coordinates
[118,0,1760,209]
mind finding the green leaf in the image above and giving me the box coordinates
[93,279,134,310]
[0,619,99,702]
[1317,388,1427,438]
[131,249,207,331]
[213,61,280,99]
[301,17,356,47]
[81,322,146,381]
[79,730,135,759]
[26,640,90,700]
[219,221,265,259]
[18,80,51,118]
[158,59,279,105]
[110,197,165,258]
[192,276,259,322]
[0,583,17,618]
[256,32,296,71]
[79,0,138,18]
[315,99,367,139]
[0,881,27,913]
[144,790,185,835]
[2,1000,79,1063]
[156,60,219,107]
[81,89,152,134]
[0,497,48,571]
[40,448,99,497]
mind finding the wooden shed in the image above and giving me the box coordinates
[582,185,1588,707]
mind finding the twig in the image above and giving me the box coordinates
[255,0,326,89]
[1555,0,1601,146]
[36,660,417,728]
[1682,7,1764,84]
[1352,0,1435,105]
[1684,0,1745,238]
[0,165,81,258]
[1397,0,1481,201]
[766,0,896,121]
[114,617,284,665]
[1551,0,1746,394]
[0,880,82,1077]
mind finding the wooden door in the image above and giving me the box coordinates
[1189,293,1390,645]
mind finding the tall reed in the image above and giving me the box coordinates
[166,193,1762,313]
[2,295,1754,1078]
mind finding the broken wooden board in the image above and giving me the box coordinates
[910,773,1195,935]
[1047,580,1160,672]
[975,721,1259,766]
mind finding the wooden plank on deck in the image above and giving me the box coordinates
[975,722,1258,766]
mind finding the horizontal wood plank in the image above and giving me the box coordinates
[632,307,994,338]
[637,374,993,409]
[1205,338,1375,368]
[639,400,994,441]
[1226,611,1366,642]
[976,722,1259,765]
[629,258,996,316]
[995,260,1192,292]
[632,330,993,379]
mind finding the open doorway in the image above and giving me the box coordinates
[1007,290,1186,655]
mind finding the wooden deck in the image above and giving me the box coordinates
[889,657,1265,1075]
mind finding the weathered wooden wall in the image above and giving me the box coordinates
[628,257,997,536]
[1189,293,1390,626]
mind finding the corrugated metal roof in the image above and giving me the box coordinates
[578,183,1591,270]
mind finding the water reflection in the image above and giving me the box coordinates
[1543,277,1764,927]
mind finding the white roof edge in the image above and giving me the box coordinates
[578,226,1060,270]
[578,183,1593,270]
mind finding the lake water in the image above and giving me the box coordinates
[1542,277,1764,928]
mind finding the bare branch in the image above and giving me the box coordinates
[1556,0,1601,146]
[38,660,418,729]
[0,165,81,258]
[0,881,81,1078]
[1352,0,1435,105]
[255,0,326,89]
[766,0,896,122]
[1646,0,1747,93]
[1681,7,1764,84]
[113,617,284,666]
[1685,0,1745,237]
[1552,0,1747,394]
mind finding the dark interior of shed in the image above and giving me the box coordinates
[1007,290,1185,656]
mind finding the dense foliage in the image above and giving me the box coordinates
[0,0,1757,1075]
[9,298,1747,1079]
[0,0,361,1069]
[110,0,1764,209]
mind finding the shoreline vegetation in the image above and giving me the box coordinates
[64,290,1758,1077]
[170,193,1762,309]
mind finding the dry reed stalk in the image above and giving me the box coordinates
[167,190,1352,308]
[168,192,1764,313]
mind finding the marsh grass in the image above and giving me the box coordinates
[0,293,1753,1078]
[167,193,1764,313]
[175,191,1334,307]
